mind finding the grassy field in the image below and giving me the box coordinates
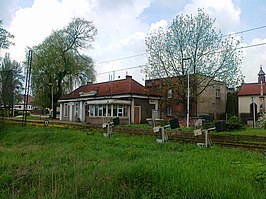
[214,127,266,137]
[1,124,266,198]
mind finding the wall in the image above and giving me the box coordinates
[197,83,227,118]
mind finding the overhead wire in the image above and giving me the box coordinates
[96,25,266,66]
[96,25,266,76]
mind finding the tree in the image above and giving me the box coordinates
[31,18,97,118]
[144,9,243,115]
[0,53,23,112]
[0,20,14,49]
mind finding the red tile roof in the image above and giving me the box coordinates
[19,94,34,104]
[60,76,159,100]
[238,83,266,96]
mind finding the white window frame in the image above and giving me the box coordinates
[167,89,172,99]
[216,89,221,99]
[166,106,172,116]
[64,104,68,117]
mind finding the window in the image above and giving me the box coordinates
[89,105,94,116]
[113,105,117,117]
[64,104,68,117]
[167,89,172,98]
[75,102,79,117]
[108,104,112,116]
[99,105,103,116]
[118,105,123,117]
[87,104,128,117]
[166,106,172,116]
[124,105,128,117]
[103,105,107,116]
[216,89,221,99]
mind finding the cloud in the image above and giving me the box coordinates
[149,19,168,32]
[7,0,96,61]
[241,38,266,83]
[181,0,241,33]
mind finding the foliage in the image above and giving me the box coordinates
[226,90,238,116]
[258,114,266,129]
[1,125,265,198]
[226,116,245,131]
[31,18,97,118]
[0,20,14,49]
[0,53,23,108]
[144,9,244,113]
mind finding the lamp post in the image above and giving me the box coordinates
[48,83,53,119]
[183,57,192,128]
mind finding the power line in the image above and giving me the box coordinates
[237,42,266,50]
[96,25,266,65]
[222,25,266,37]
[96,42,266,76]
[96,53,147,64]
[97,65,144,75]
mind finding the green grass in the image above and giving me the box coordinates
[0,124,266,198]
[214,127,266,137]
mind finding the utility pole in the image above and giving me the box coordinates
[183,57,192,128]
[22,49,33,126]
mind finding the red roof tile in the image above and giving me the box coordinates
[238,83,266,96]
[60,76,159,100]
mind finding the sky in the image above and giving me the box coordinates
[0,0,266,85]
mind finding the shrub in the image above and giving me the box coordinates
[258,114,266,129]
[226,116,245,131]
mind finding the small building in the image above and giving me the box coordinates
[238,67,266,123]
[58,75,160,125]
[14,94,35,111]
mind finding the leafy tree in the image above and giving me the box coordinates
[0,53,23,111]
[0,20,14,49]
[31,18,97,118]
[144,9,243,115]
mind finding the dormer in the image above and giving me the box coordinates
[258,66,265,83]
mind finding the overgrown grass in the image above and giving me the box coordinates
[214,127,266,136]
[0,124,265,198]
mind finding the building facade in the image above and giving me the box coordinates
[238,67,266,122]
[58,75,160,125]
[145,75,227,120]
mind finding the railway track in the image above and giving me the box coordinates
[170,136,266,151]
[5,119,266,151]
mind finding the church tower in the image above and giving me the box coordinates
[258,66,265,83]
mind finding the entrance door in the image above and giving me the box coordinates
[134,106,141,124]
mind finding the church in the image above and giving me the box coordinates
[238,67,266,124]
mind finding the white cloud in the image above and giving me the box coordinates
[149,19,168,32]
[241,38,266,83]
[8,0,95,61]
[181,0,241,33]
[8,0,263,86]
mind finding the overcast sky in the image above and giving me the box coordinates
[0,0,266,84]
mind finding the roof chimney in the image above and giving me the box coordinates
[126,75,132,79]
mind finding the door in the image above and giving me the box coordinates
[134,106,141,124]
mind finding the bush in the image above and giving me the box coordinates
[226,116,245,131]
[258,114,266,129]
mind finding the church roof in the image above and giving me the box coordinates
[238,83,266,96]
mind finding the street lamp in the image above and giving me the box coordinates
[48,82,53,119]
[183,57,192,128]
